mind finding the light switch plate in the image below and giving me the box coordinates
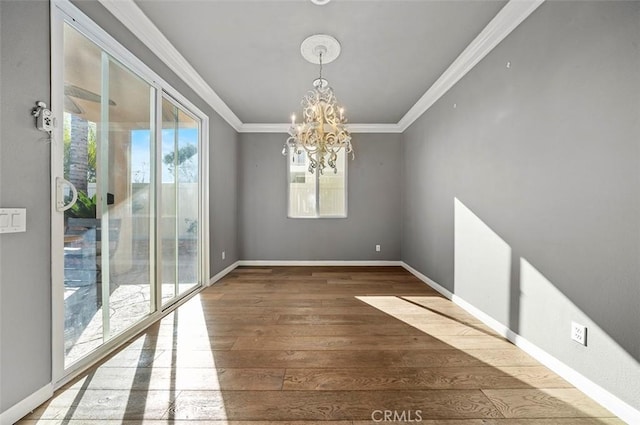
[0,208,26,233]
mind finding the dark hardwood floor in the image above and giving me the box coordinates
[19,266,622,424]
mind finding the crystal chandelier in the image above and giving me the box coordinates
[282,35,353,174]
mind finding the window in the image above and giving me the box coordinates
[287,149,347,218]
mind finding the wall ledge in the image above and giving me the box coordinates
[401,261,640,424]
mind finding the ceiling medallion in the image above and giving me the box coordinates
[282,34,353,175]
[310,0,331,5]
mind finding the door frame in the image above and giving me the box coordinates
[50,0,209,387]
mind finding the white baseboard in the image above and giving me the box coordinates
[400,261,453,298]
[401,262,640,424]
[0,383,53,425]
[452,295,515,341]
[454,295,640,424]
[513,334,640,424]
[238,260,403,267]
[208,260,240,286]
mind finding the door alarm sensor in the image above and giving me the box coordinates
[32,101,54,133]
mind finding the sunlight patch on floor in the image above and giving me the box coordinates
[356,295,512,350]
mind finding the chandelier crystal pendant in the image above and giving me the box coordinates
[282,35,353,175]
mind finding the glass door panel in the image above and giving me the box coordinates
[161,97,200,306]
[57,11,206,377]
[104,57,155,338]
[62,23,155,367]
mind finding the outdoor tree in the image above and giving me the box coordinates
[163,143,198,182]
[64,114,97,191]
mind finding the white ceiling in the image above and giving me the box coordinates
[101,0,543,130]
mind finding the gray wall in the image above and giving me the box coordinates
[0,0,238,415]
[209,113,239,275]
[0,0,52,412]
[239,133,401,261]
[402,0,640,411]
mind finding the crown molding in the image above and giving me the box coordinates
[239,123,402,134]
[398,0,545,132]
[345,123,403,134]
[238,123,289,133]
[97,0,243,132]
[99,0,542,135]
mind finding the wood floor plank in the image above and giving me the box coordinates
[427,335,515,350]
[190,306,385,315]
[61,367,285,391]
[276,314,399,325]
[155,323,425,337]
[406,321,498,336]
[147,348,537,369]
[98,346,166,368]
[132,334,237,350]
[25,389,175,420]
[231,335,452,351]
[230,267,273,274]
[172,313,280,324]
[18,266,621,424]
[357,295,484,325]
[322,297,380,307]
[168,390,503,420]
[482,388,616,418]
[211,298,325,307]
[232,334,513,351]
[282,366,572,391]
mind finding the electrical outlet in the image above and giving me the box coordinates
[571,321,587,346]
[375,244,381,252]
[222,251,226,260]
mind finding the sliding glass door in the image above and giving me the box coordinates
[61,23,156,367]
[161,97,201,306]
[53,8,208,379]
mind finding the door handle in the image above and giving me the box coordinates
[56,177,78,212]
